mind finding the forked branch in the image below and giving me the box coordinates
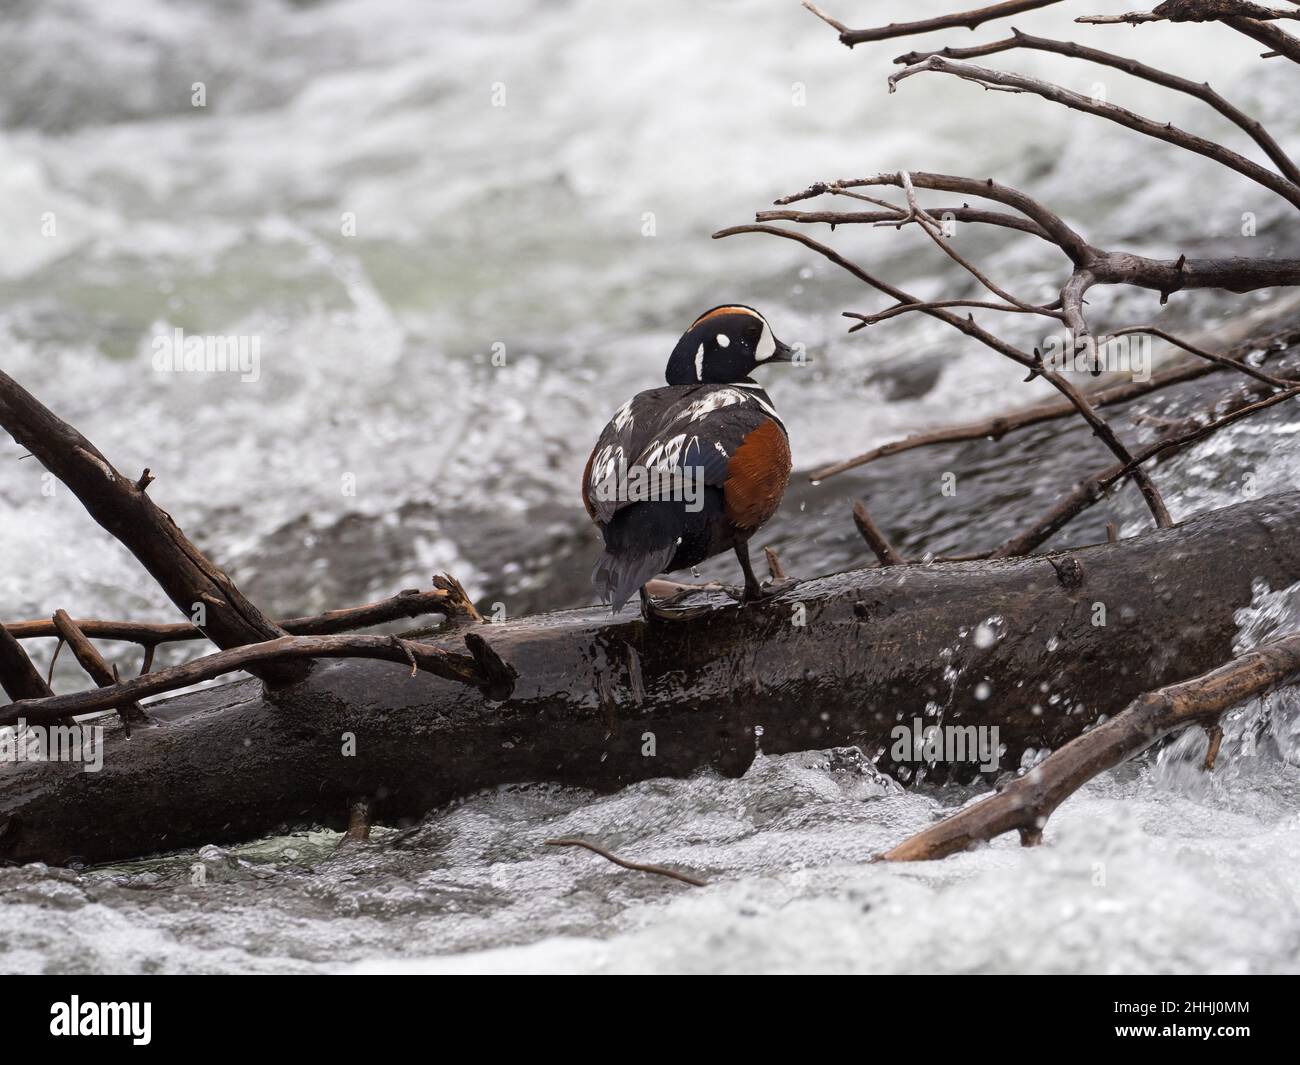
[713,222,1173,528]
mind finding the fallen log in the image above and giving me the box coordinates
[3,490,1297,865]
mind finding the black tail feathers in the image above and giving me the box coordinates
[592,543,676,614]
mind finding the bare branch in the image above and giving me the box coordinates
[883,630,1300,860]
[1040,370,1173,526]
[1222,14,1300,62]
[888,56,1300,209]
[807,326,1299,481]
[758,205,1055,241]
[544,838,708,887]
[777,174,1300,293]
[1077,2,1300,26]
[895,170,1066,318]
[5,585,463,648]
[1076,4,1300,62]
[894,28,1300,183]
[992,379,1300,556]
[0,625,55,704]
[1108,325,1294,388]
[803,0,1066,46]
[51,609,150,725]
[852,500,906,565]
[1060,268,1098,362]
[774,173,1095,262]
[0,370,299,683]
[713,223,1172,528]
[0,631,510,729]
[844,299,1055,329]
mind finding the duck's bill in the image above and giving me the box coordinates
[764,339,807,364]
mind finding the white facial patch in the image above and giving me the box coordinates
[695,343,704,381]
[755,320,775,363]
[716,333,730,348]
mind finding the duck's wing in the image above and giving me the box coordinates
[583,383,788,526]
[582,385,700,525]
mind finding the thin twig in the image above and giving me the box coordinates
[544,838,708,887]
[992,381,1300,556]
[806,327,1300,481]
[893,28,1300,183]
[51,609,150,724]
[778,174,1300,293]
[714,223,1173,529]
[45,638,64,687]
[852,500,906,565]
[804,0,1066,46]
[844,299,1057,329]
[888,56,1300,209]
[892,170,1065,319]
[760,204,1055,241]
[764,546,788,581]
[1,631,505,729]
[5,584,463,647]
[1107,325,1293,389]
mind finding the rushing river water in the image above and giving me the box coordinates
[2,0,1300,973]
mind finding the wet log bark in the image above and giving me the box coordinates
[2,490,1297,865]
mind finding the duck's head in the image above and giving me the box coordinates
[665,305,797,386]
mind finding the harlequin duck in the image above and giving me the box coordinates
[583,305,797,615]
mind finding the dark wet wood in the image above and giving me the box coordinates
[3,491,1297,866]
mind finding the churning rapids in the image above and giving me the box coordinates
[2,0,1300,973]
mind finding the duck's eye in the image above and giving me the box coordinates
[716,333,730,348]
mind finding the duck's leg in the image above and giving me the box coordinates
[735,540,764,601]
[734,540,797,603]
